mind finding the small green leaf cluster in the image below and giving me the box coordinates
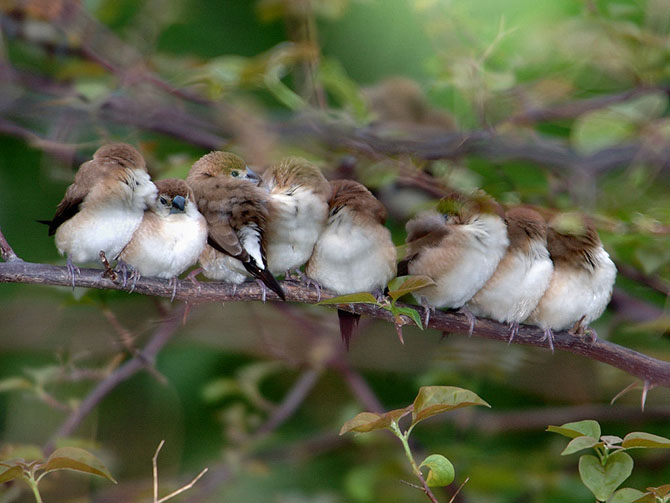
[318,275,435,338]
[0,447,116,503]
[340,386,490,493]
[548,420,670,503]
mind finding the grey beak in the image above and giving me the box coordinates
[246,167,260,183]
[170,195,186,213]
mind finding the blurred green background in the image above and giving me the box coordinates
[2,0,670,502]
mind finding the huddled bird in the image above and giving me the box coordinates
[398,191,509,331]
[43,143,618,351]
[186,151,285,301]
[261,157,331,278]
[42,143,157,287]
[467,207,554,343]
[306,179,397,348]
[525,212,617,350]
[117,178,207,299]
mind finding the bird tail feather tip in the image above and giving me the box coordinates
[337,309,360,350]
[244,263,286,300]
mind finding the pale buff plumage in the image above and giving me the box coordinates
[306,179,396,348]
[525,213,616,347]
[118,179,207,280]
[401,192,509,312]
[50,143,157,265]
[467,207,553,341]
[187,151,285,300]
[262,157,331,275]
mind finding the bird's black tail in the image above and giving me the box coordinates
[244,262,286,300]
[337,309,360,350]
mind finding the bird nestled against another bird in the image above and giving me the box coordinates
[525,213,617,350]
[261,157,332,277]
[399,191,510,331]
[306,179,397,348]
[117,178,207,298]
[187,151,285,300]
[42,143,157,286]
[467,207,554,342]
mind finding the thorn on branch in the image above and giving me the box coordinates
[0,226,21,262]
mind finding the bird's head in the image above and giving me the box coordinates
[188,151,259,185]
[153,179,196,216]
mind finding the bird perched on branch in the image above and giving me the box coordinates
[306,179,396,348]
[42,143,157,287]
[467,207,553,342]
[398,191,509,331]
[261,157,331,278]
[117,178,207,299]
[525,213,616,351]
[187,151,285,301]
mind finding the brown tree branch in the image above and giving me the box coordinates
[2,257,670,389]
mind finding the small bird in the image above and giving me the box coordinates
[261,157,332,277]
[117,178,207,299]
[398,191,509,331]
[467,207,554,342]
[186,151,285,300]
[306,179,397,348]
[43,143,157,287]
[525,213,617,350]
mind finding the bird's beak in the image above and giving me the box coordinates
[170,195,186,213]
[246,167,260,184]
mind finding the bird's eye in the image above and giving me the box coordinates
[231,170,239,177]
[160,197,167,205]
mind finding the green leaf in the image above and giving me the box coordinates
[412,386,490,426]
[622,432,670,449]
[41,447,116,483]
[387,276,436,301]
[420,454,455,487]
[562,436,602,456]
[393,306,424,330]
[579,452,633,502]
[0,464,24,483]
[547,420,601,440]
[339,406,412,435]
[318,293,379,306]
[0,377,32,393]
[608,488,646,503]
[572,109,635,154]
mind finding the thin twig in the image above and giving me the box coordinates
[152,439,208,503]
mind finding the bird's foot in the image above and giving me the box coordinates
[507,321,519,344]
[185,267,203,295]
[540,327,555,353]
[66,257,80,290]
[128,268,142,293]
[99,251,117,282]
[421,302,435,328]
[168,277,178,303]
[302,276,322,302]
[256,279,268,303]
[372,287,385,303]
[458,306,476,336]
[116,260,130,288]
